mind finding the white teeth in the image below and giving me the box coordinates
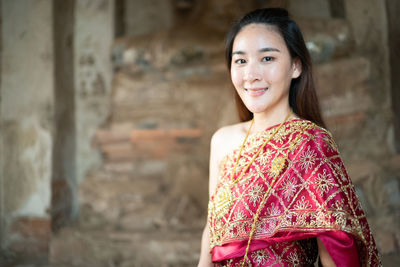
[245,88,268,91]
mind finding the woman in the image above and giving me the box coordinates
[198,8,381,267]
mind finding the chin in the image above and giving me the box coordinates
[244,105,270,114]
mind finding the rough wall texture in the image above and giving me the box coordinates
[124,0,173,37]
[338,2,400,260]
[49,1,399,266]
[74,0,114,184]
[288,0,331,18]
[0,0,53,260]
[386,0,400,153]
[0,0,3,251]
[342,0,392,160]
[52,0,77,232]
[0,0,397,265]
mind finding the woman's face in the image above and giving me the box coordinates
[230,23,301,115]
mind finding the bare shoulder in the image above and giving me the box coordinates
[208,121,250,197]
[211,121,250,163]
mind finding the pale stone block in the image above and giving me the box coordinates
[124,0,173,37]
[298,19,354,63]
[314,57,371,117]
[289,0,331,18]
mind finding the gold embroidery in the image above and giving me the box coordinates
[208,119,382,267]
[299,145,317,171]
[270,155,286,176]
[214,185,234,219]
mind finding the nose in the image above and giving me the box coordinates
[243,62,262,83]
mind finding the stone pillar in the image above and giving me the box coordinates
[52,0,77,231]
[343,0,391,159]
[0,0,3,254]
[74,0,114,184]
[0,0,53,260]
[344,0,390,107]
[386,0,400,153]
[51,0,114,230]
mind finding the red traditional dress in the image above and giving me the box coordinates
[208,119,381,266]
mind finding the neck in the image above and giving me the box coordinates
[251,105,294,133]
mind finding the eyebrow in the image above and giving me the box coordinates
[232,47,281,55]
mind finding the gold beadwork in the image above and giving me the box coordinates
[232,111,293,185]
[208,120,381,266]
[214,185,234,218]
[240,125,309,267]
[214,112,293,225]
[270,156,286,176]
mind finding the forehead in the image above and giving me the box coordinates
[232,23,287,51]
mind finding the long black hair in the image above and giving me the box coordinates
[225,8,325,128]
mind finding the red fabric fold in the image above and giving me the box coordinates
[208,119,381,266]
[212,231,361,265]
[212,233,318,262]
[318,231,360,267]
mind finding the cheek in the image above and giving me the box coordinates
[265,65,283,81]
[266,64,291,83]
[230,68,243,88]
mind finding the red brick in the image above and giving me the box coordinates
[95,129,130,145]
[127,128,202,160]
[10,217,51,256]
[101,142,136,161]
[130,129,168,140]
[11,217,50,240]
[133,138,173,159]
[169,129,202,138]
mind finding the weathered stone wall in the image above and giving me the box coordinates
[292,0,400,262]
[57,0,398,266]
[0,0,398,265]
[74,0,114,185]
[0,0,53,261]
[0,0,114,264]
[89,0,398,265]
[387,0,400,153]
[335,1,399,259]
[341,0,392,160]
[124,0,173,37]
[52,0,115,232]
[289,0,331,18]
[52,0,77,233]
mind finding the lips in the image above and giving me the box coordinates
[245,87,268,97]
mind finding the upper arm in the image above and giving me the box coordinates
[208,124,241,198]
[209,126,234,197]
[317,237,336,267]
[209,131,221,198]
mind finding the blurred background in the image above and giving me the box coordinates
[1,0,399,266]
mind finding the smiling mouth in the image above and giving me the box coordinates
[245,87,268,96]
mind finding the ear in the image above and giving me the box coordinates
[291,58,302,79]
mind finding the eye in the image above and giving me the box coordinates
[262,56,274,62]
[234,59,246,64]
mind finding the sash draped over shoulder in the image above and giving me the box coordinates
[208,119,381,266]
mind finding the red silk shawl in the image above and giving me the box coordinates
[208,119,381,266]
